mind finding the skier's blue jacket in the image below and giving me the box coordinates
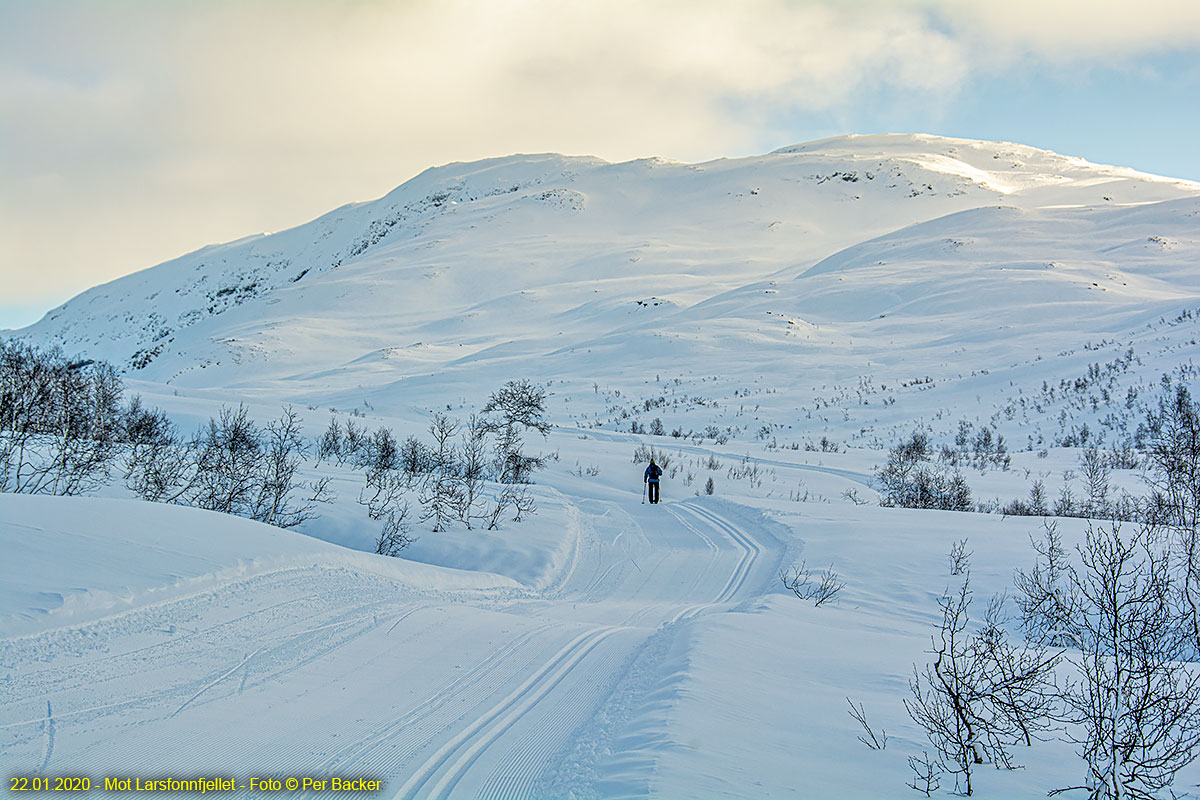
[644,463,661,483]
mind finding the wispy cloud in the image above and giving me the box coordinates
[2,0,1197,327]
[928,0,1200,62]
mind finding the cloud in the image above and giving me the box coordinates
[927,0,1200,63]
[1,0,1197,327]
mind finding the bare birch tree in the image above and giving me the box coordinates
[1048,524,1200,799]
[419,412,460,532]
[907,545,1059,795]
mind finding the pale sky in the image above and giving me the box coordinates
[3,0,1199,330]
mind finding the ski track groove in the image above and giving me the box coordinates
[513,500,771,797]
[0,572,382,717]
[306,622,560,782]
[9,605,407,776]
[666,508,737,603]
[426,626,625,800]
[386,607,424,636]
[170,648,262,718]
[566,426,879,489]
[423,501,766,798]
[668,502,756,605]
[395,626,624,800]
[2,598,414,736]
[9,575,328,680]
[163,605,391,721]
[473,636,630,800]
[37,701,54,773]
[666,507,723,606]
[680,501,763,601]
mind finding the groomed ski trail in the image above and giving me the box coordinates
[0,498,784,799]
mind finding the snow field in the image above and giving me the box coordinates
[6,469,1172,797]
[1,471,792,796]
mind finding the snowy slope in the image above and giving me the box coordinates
[0,446,1171,798]
[0,494,517,639]
[11,135,1199,454]
[4,134,1200,798]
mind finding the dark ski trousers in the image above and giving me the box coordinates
[647,481,659,504]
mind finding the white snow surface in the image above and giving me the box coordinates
[4,134,1200,797]
[0,494,516,639]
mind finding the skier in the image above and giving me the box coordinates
[644,459,662,504]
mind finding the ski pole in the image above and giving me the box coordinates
[642,480,646,504]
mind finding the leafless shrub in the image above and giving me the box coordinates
[725,455,765,488]
[419,412,461,533]
[510,486,536,522]
[358,468,411,521]
[906,549,1059,796]
[906,751,941,796]
[186,406,331,529]
[1054,483,1078,518]
[975,594,1060,749]
[483,490,509,531]
[399,435,432,477]
[123,402,195,503]
[1105,440,1141,470]
[373,503,413,557]
[317,416,342,464]
[0,341,124,495]
[251,407,331,529]
[1080,448,1111,518]
[367,426,399,471]
[188,404,267,516]
[877,432,973,511]
[632,443,671,471]
[781,561,845,607]
[1029,479,1048,515]
[340,419,369,466]
[847,697,887,750]
[482,378,550,436]
[949,538,972,576]
[130,404,332,528]
[1045,524,1200,799]
[841,487,869,505]
[483,485,537,530]
[455,414,490,529]
[485,379,549,485]
[1013,521,1077,648]
[1144,385,1200,648]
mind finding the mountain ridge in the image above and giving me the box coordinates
[8,133,1199,451]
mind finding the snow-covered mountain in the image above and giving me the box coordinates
[5,135,1200,798]
[13,134,1200,450]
